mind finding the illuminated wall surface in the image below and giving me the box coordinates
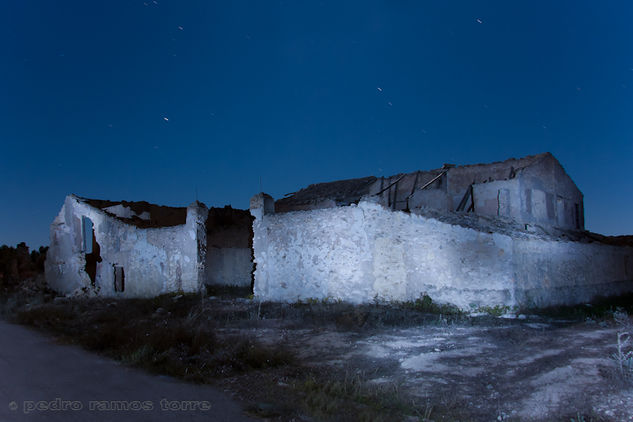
[45,195,208,297]
[45,195,253,297]
[251,196,633,309]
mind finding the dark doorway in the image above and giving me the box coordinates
[82,216,101,286]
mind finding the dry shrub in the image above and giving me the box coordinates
[15,295,294,383]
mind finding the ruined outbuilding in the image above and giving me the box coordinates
[276,153,584,232]
[45,195,252,297]
[45,153,633,309]
[251,153,633,309]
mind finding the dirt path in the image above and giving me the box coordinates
[0,321,256,422]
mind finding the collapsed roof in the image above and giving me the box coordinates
[275,152,571,211]
[78,196,187,228]
[75,197,253,248]
[276,176,378,211]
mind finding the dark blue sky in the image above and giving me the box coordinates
[2,1,633,248]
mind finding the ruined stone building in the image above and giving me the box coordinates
[46,153,633,310]
[276,152,584,232]
[45,195,252,297]
[251,153,633,309]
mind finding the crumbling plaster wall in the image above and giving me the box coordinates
[519,156,584,230]
[472,179,521,221]
[463,155,570,231]
[513,238,633,307]
[45,195,207,297]
[251,195,633,309]
[361,154,583,231]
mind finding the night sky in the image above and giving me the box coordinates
[2,1,633,249]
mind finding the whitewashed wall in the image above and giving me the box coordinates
[512,239,633,307]
[45,195,207,297]
[251,197,633,309]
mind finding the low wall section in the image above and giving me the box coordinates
[251,198,633,309]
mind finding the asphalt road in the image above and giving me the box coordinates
[0,320,256,421]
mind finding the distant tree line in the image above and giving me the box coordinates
[0,243,47,290]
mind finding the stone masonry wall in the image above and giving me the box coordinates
[251,197,633,309]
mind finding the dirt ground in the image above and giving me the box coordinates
[213,298,633,421]
[287,320,633,420]
[4,285,633,421]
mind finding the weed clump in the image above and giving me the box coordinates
[473,304,512,317]
[15,294,294,383]
[612,309,633,383]
[406,294,463,316]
